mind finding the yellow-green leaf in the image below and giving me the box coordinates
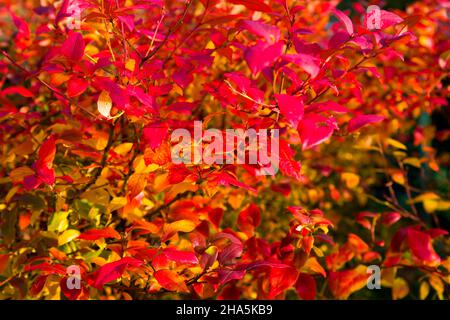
[58,229,80,246]
[48,211,69,233]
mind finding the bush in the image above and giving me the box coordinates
[0,0,448,300]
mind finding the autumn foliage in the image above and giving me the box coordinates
[0,0,449,300]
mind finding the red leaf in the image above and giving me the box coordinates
[244,41,284,75]
[24,262,66,275]
[278,140,302,180]
[143,123,168,150]
[218,269,245,285]
[117,15,135,32]
[0,254,9,274]
[67,77,89,97]
[93,77,130,109]
[239,20,280,44]
[2,86,33,97]
[163,248,198,265]
[284,54,320,78]
[78,227,121,241]
[60,276,88,300]
[208,207,224,230]
[227,0,272,12]
[213,232,244,264]
[168,163,191,184]
[94,257,143,288]
[298,114,338,150]
[210,172,256,193]
[61,32,85,61]
[246,261,299,298]
[265,264,298,299]
[23,175,42,190]
[348,114,384,133]
[173,69,194,89]
[275,94,304,128]
[295,273,316,300]
[246,261,300,298]
[333,9,354,35]
[407,229,441,266]
[36,136,56,185]
[237,203,261,236]
[11,12,30,38]
[364,9,403,30]
[426,228,449,238]
[30,275,48,296]
[307,101,348,114]
[381,212,401,226]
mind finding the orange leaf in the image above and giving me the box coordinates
[154,269,189,293]
[328,265,368,299]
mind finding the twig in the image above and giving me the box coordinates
[0,50,96,118]
[140,0,193,67]
[145,191,195,218]
[72,123,116,200]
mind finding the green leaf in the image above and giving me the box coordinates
[48,211,69,233]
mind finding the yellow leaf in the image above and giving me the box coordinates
[58,229,80,246]
[392,171,405,186]
[227,192,245,210]
[125,58,136,72]
[312,246,324,257]
[341,172,360,189]
[436,200,450,211]
[423,198,438,213]
[410,192,440,203]
[387,138,407,150]
[381,267,396,288]
[205,40,215,49]
[429,275,444,300]
[5,185,20,203]
[113,143,133,156]
[301,257,326,277]
[403,157,421,168]
[392,278,409,300]
[167,220,196,233]
[419,281,430,300]
[0,177,10,184]
[81,188,110,207]
[109,197,127,211]
[441,257,450,272]
[97,90,112,118]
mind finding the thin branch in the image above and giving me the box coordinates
[140,0,194,67]
[0,50,96,118]
[145,191,195,218]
